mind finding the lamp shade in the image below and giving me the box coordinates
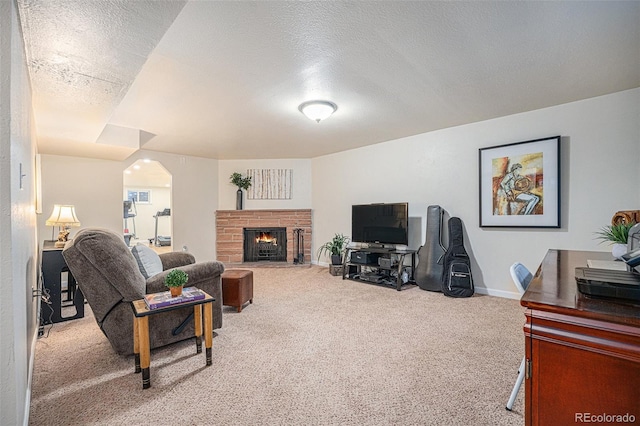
[298,100,338,123]
[45,205,81,227]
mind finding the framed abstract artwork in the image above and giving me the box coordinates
[247,169,293,200]
[479,136,561,228]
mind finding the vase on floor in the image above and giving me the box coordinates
[236,189,243,210]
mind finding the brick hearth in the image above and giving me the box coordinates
[216,209,312,264]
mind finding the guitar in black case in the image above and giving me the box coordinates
[442,217,474,297]
[415,205,446,292]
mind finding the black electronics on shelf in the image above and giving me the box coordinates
[350,251,382,265]
[342,247,416,291]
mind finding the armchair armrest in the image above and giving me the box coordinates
[146,261,225,295]
[159,252,196,270]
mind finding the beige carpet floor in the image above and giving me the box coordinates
[30,266,525,425]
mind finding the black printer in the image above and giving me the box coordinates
[575,248,640,302]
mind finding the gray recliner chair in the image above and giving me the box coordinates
[63,228,224,356]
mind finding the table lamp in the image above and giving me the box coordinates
[46,204,81,248]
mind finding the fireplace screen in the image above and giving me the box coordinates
[243,228,287,262]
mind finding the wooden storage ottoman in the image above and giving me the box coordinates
[221,269,253,312]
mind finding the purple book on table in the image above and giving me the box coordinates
[144,287,205,310]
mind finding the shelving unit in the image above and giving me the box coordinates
[41,241,84,326]
[342,247,417,291]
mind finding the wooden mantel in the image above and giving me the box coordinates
[215,209,312,264]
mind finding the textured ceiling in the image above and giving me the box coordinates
[18,1,640,161]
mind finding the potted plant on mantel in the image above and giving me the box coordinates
[230,172,252,210]
[317,233,350,266]
[165,269,189,297]
[595,222,636,259]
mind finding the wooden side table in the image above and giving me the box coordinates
[130,291,215,389]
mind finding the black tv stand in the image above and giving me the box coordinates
[342,247,416,291]
[362,247,392,253]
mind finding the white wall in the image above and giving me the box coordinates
[34,89,640,298]
[39,150,219,261]
[218,159,312,210]
[40,157,312,261]
[38,90,639,301]
[312,89,640,298]
[124,151,218,260]
[0,1,39,425]
[39,155,123,243]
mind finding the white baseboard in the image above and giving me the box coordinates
[474,286,521,300]
[23,326,39,426]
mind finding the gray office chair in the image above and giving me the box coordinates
[506,262,533,411]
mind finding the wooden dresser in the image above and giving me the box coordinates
[521,250,640,425]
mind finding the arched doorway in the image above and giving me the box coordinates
[123,159,172,251]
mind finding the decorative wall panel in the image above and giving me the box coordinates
[247,169,292,199]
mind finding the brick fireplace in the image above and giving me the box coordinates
[216,209,312,264]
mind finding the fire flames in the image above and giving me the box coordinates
[255,232,277,245]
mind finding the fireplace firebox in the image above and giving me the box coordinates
[243,228,287,262]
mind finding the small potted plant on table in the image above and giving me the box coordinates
[317,233,350,266]
[165,269,189,297]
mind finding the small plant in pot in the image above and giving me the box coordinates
[595,222,636,259]
[165,269,189,297]
[317,233,350,266]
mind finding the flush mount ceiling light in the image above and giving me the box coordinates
[298,100,338,123]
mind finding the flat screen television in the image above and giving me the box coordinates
[351,203,409,246]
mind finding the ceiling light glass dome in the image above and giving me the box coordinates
[298,100,338,123]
